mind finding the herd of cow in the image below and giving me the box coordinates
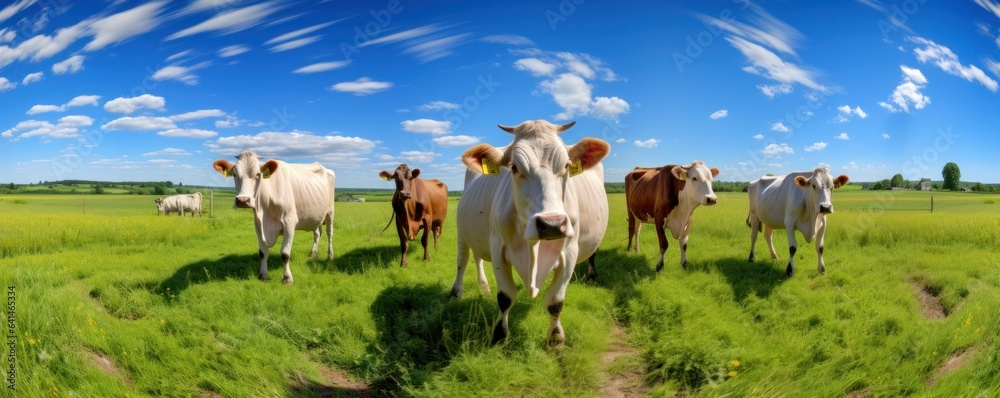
[170,119,849,346]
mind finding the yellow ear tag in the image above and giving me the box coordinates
[568,159,584,177]
[262,167,272,179]
[481,158,500,175]
[224,168,234,177]
[380,174,391,181]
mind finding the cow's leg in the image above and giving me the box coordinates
[679,231,690,269]
[492,259,517,345]
[785,221,797,277]
[585,253,597,281]
[748,217,760,263]
[432,222,442,250]
[451,238,471,299]
[326,214,334,261]
[421,219,430,261]
[280,229,295,285]
[764,227,778,259]
[816,217,827,274]
[626,212,637,252]
[654,218,669,272]
[255,221,269,281]
[309,227,320,258]
[397,220,409,268]
[544,258,573,347]
[474,256,489,293]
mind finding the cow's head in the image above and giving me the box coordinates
[379,164,420,199]
[212,151,279,209]
[154,198,164,212]
[672,161,720,206]
[794,168,850,214]
[462,120,610,241]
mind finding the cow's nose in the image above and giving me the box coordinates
[536,214,569,240]
[705,196,718,206]
[235,196,252,208]
[819,204,833,214]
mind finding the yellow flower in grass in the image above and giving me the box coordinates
[28,338,36,345]
[730,360,741,367]
[728,371,738,378]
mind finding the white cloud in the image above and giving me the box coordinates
[329,77,392,95]
[0,28,15,43]
[26,105,59,114]
[834,104,868,122]
[85,2,165,50]
[52,55,84,74]
[481,35,535,46]
[590,96,630,121]
[771,122,790,133]
[804,142,827,152]
[403,33,471,62]
[910,36,998,92]
[401,119,452,135]
[399,151,439,163]
[417,101,460,111]
[975,0,1000,19]
[167,2,278,40]
[633,139,659,148]
[698,2,802,56]
[837,105,851,114]
[215,115,243,128]
[266,21,336,44]
[762,143,793,156]
[757,83,793,98]
[1,115,95,140]
[726,37,828,92]
[57,115,93,127]
[843,161,859,170]
[614,138,626,143]
[157,128,218,138]
[151,61,212,85]
[218,45,250,57]
[22,71,43,85]
[166,50,192,62]
[835,132,849,140]
[540,73,592,120]
[207,130,377,167]
[169,109,226,121]
[269,35,321,52]
[883,65,930,113]
[0,0,37,24]
[709,109,728,119]
[143,148,191,156]
[432,135,479,147]
[514,58,556,77]
[0,77,14,92]
[359,25,442,47]
[558,53,597,79]
[104,94,166,114]
[882,133,891,139]
[753,134,764,139]
[101,116,176,131]
[293,61,350,74]
[25,95,100,115]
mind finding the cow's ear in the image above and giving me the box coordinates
[710,167,721,178]
[835,174,850,188]
[379,171,392,181]
[462,144,503,175]
[795,175,809,188]
[671,166,687,181]
[213,160,234,177]
[410,168,421,179]
[261,160,279,179]
[568,138,609,173]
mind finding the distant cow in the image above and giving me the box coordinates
[155,192,202,216]
[213,151,336,285]
[374,164,448,268]
[747,168,849,276]
[625,161,719,271]
[454,120,610,346]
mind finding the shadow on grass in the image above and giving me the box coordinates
[156,253,268,294]
[705,256,788,303]
[571,248,657,324]
[288,382,369,398]
[328,245,397,275]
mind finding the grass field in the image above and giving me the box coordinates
[2,188,999,397]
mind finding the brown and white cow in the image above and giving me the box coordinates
[155,192,202,216]
[456,120,610,346]
[213,151,336,285]
[376,164,448,268]
[625,161,720,271]
[747,168,849,276]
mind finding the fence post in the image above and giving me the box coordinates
[210,191,214,218]
[83,199,86,215]
[930,195,934,213]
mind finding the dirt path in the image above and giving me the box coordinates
[912,281,946,319]
[600,323,647,398]
[83,348,134,386]
[927,347,976,387]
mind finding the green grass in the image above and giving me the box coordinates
[2,190,999,396]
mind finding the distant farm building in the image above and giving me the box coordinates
[336,194,365,202]
[920,181,932,191]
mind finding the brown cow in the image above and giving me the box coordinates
[625,161,720,271]
[376,164,448,267]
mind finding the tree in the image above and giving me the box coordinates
[890,173,905,188]
[153,186,166,195]
[7,182,14,190]
[942,162,961,190]
[92,185,105,194]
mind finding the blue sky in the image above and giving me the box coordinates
[2,0,999,188]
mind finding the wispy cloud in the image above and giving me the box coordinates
[771,122,790,133]
[634,139,659,148]
[104,94,165,114]
[167,2,279,40]
[265,21,339,44]
[26,95,100,115]
[763,143,793,156]
[218,45,250,57]
[329,77,393,96]
[269,35,322,52]
[481,34,534,46]
[417,101,460,111]
[804,142,827,152]
[86,1,165,50]
[151,61,212,85]
[293,61,351,74]
[52,55,84,75]
[710,109,728,119]
[401,119,452,135]
[909,36,998,92]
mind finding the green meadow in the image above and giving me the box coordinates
[2,189,999,397]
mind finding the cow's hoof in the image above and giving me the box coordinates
[681,261,688,270]
[655,262,664,272]
[449,287,462,301]
[547,328,565,347]
[785,266,794,278]
[282,276,293,285]
[818,267,826,275]
[748,255,755,263]
[258,274,268,281]
[491,324,508,345]
[478,282,491,294]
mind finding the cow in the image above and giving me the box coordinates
[155,192,203,216]
[746,168,849,277]
[373,164,449,268]
[453,120,610,346]
[212,151,336,285]
[625,161,720,271]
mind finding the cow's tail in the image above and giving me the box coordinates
[367,211,395,241]
[746,212,762,232]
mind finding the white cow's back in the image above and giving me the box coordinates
[750,172,810,227]
[259,162,336,231]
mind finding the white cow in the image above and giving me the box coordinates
[155,192,202,216]
[747,168,849,276]
[213,151,336,285]
[454,120,610,346]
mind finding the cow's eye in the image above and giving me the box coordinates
[692,177,698,181]
[510,164,519,174]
